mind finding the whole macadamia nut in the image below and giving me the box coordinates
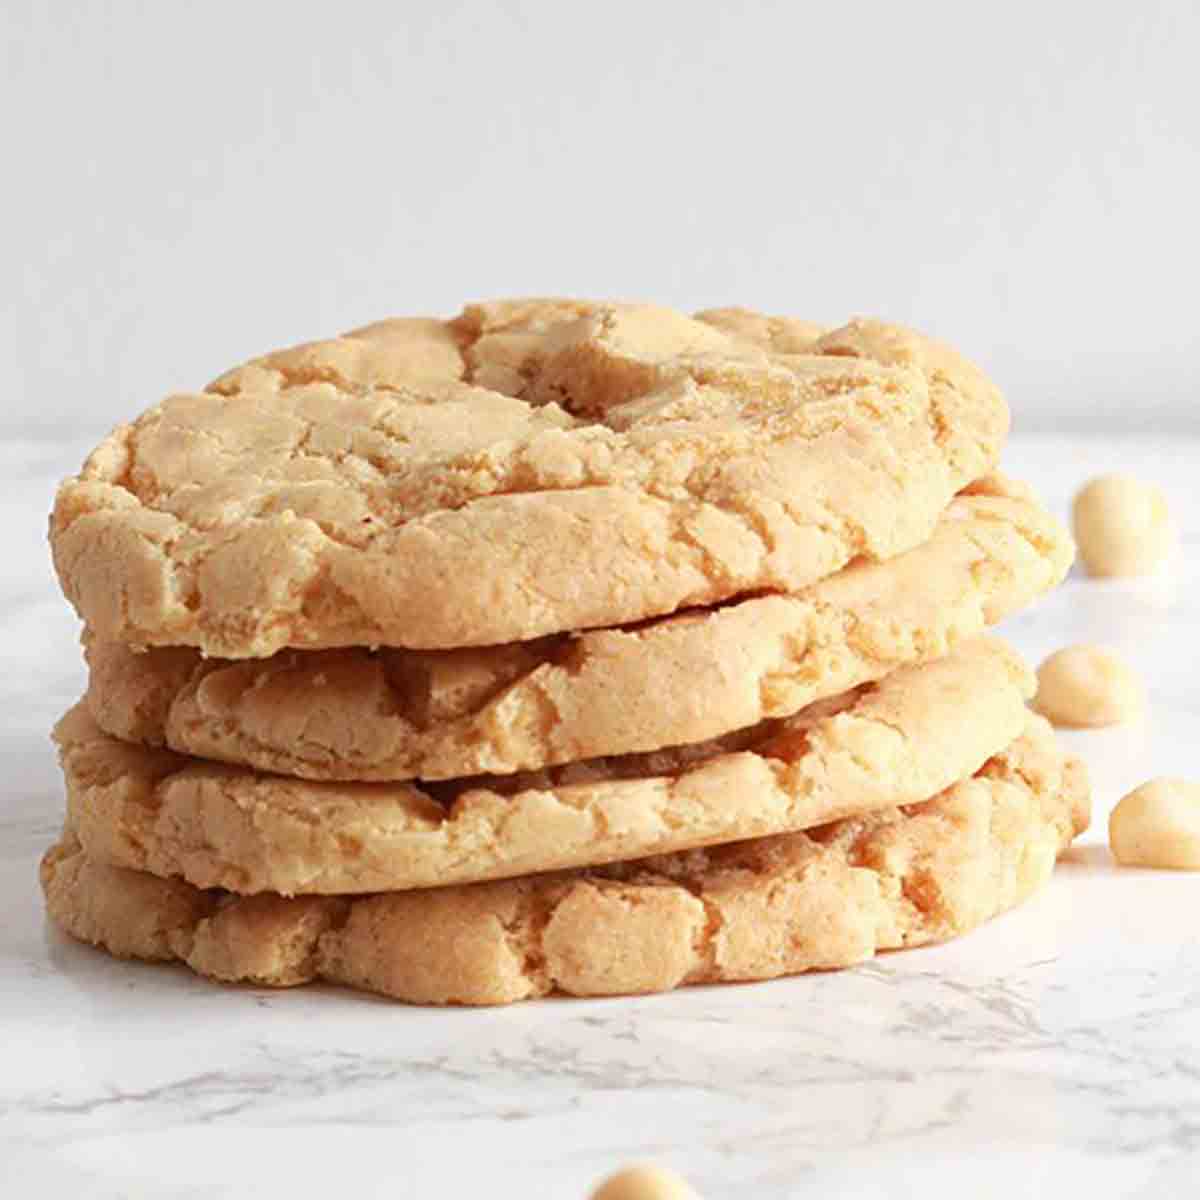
[1110,779,1200,870]
[590,1165,699,1200]
[1032,645,1144,728]
[1072,474,1173,577]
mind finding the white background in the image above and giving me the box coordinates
[4,0,1198,440]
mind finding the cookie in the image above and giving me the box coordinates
[82,476,1068,781]
[51,301,1007,657]
[41,714,1089,1004]
[59,637,1033,895]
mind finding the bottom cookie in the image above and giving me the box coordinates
[41,715,1088,1006]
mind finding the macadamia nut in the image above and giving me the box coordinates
[1110,779,1200,870]
[1072,474,1173,577]
[1032,645,1143,728]
[591,1165,699,1200]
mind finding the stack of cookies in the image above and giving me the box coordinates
[41,300,1090,1005]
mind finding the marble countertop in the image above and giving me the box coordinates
[2,433,1198,1199]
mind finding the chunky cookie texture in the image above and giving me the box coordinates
[57,638,1033,895]
[41,716,1089,1005]
[83,475,1070,780]
[51,301,1008,657]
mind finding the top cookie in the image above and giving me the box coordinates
[51,300,1008,657]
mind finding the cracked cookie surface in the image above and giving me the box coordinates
[41,714,1088,1004]
[51,300,1008,656]
[83,475,1069,780]
[58,638,1032,894]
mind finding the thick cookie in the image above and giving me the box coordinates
[59,638,1033,895]
[51,301,1007,657]
[41,715,1089,1005]
[83,476,1069,781]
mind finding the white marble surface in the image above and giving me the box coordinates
[2,434,1199,1198]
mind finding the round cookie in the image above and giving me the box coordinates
[83,476,1069,781]
[58,638,1033,895]
[41,715,1090,1005]
[51,300,1008,657]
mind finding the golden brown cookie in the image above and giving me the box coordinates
[51,301,1007,657]
[83,476,1068,781]
[59,638,1033,895]
[41,714,1089,1005]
